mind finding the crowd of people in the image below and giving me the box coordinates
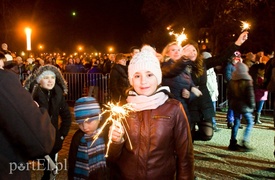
[1,30,275,179]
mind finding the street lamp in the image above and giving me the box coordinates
[38,44,44,57]
[38,44,43,50]
[25,27,32,51]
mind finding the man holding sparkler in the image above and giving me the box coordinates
[107,45,194,179]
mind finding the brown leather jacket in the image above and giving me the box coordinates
[108,98,194,180]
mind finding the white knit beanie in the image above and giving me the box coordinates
[128,45,162,85]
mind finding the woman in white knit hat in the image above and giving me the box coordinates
[107,45,194,179]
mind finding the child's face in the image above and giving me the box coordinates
[39,75,56,90]
[132,70,158,96]
[78,120,100,135]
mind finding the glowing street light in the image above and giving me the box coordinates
[25,27,32,51]
[78,46,83,51]
[108,47,114,53]
[38,44,43,50]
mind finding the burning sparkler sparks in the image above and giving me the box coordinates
[240,21,251,32]
[91,102,134,157]
[167,26,187,45]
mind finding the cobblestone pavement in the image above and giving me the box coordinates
[30,111,275,180]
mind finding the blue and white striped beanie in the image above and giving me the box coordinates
[74,97,101,123]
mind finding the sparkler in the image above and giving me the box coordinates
[240,21,251,32]
[167,26,187,45]
[91,102,134,157]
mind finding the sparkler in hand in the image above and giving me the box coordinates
[167,26,187,45]
[91,102,134,157]
[240,21,251,32]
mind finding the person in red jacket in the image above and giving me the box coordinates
[108,45,194,179]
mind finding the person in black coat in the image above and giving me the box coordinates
[23,64,72,180]
[161,42,202,123]
[109,53,130,105]
[0,53,55,179]
[162,31,249,141]
[227,62,255,151]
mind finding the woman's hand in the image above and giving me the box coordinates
[182,89,191,98]
[181,45,193,59]
[191,87,202,97]
[109,121,125,143]
[235,31,248,46]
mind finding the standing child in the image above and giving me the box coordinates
[68,97,109,179]
[23,64,72,179]
[227,62,255,151]
[253,63,268,124]
[108,45,194,179]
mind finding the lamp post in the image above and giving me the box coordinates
[25,27,32,57]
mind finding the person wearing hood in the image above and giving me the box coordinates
[23,64,72,180]
[227,62,255,152]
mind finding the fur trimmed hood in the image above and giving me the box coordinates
[23,64,68,95]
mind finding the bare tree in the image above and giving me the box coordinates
[141,0,274,53]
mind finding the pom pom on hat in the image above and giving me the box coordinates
[232,62,252,80]
[128,45,162,85]
[74,97,102,123]
[36,70,56,83]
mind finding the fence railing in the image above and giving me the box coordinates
[22,73,274,112]
[63,73,111,104]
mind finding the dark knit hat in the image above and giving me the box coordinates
[232,62,252,80]
[74,97,102,123]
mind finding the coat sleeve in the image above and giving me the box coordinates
[59,96,72,137]
[162,59,190,78]
[0,70,55,158]
[174,103,194,179]
[68,130,83,180]
[247,81,256,110]
[205,43,239,69]
[110,67,120,99]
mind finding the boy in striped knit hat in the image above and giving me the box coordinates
[68,97,109,179]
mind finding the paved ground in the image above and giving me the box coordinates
[30,110,275,180]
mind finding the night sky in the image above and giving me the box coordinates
[3,0,147,54]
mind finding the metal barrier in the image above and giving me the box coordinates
[22,73,273,111]
[63,73,111,104]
